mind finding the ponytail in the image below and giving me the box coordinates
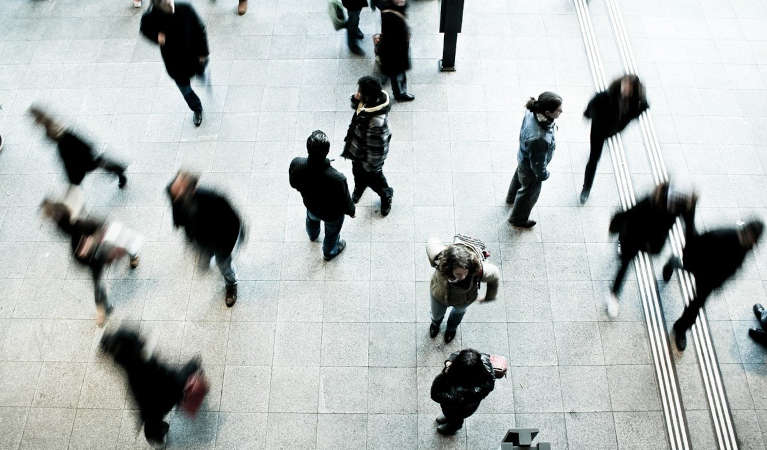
[526,91,562,114]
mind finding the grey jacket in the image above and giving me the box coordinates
[426,238,500,307]
[517,111,556,181]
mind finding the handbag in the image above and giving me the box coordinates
[328,0,347,31]
[180,369,210,416]
[489,354,508,379]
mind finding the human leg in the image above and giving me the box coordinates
[392,72,414,101]
[673,284,712,351]
[305,210,321,242]
[95,155,127,188]
[215,253,238,307]
[366,170,393,216]
[175,78,203,126]
[505,167,521,204]
[345,8,364,54]
[351,161,368,202]
[321,215,345,258]
[581,129,605,203]
[508,164,542,226]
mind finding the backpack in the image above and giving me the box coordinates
[328,0,347,31]
[453,234,490,261]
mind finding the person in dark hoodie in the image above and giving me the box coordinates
[663,219,764,351]
[289,130,356,261]
[140,0,209,127]
[377,0,414,101]
[430,348,495,436]
[41,199,140,326]
[167,171,243,307]
[506,92,562,228]
[100,327,203,447]
[29,106,127,189]
[580,74,648,204]
[606,183,696,318]
[341,76,394,217]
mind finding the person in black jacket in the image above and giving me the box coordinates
[341,76,394,217]
[430,348,495,436]
[377,0,414,101]
[100,327,202,447]
[663,219,763,351]
[167,171,243,307]
[29,106,127,189]
[289,130,356,261]
[580,75,648,204]
[606,183,696,318]
[41,199,140,326]
[140,0,210,127]
[343,0,369,55]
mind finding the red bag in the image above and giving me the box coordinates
[180,369,209,416]
[489,355,508,379]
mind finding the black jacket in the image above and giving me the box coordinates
[54,214,111,304]
[57,131,100,185]
[168,187,242,257]
[289,156,355,221]
[584,89,648,138]
[140,3,209,82]
[430,353,495,419]
[682,228,749,290]
[342,0,368,9]
[378,4,411,75]
[609,195,693,256]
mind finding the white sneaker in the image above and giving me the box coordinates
[132,0,142,8]
[605,293,620,319]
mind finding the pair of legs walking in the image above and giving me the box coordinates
[305,211,345,260]
[174,60,209,126]
[430,296,468,343]
[95,155,127,188]
[663,256,713,350]
[199,249,238,306]
[385,71,413,101]
[506,163,541,227]
[346,8,364,54]
[581,130,606,202]
[352,161,393,215]
[144,358,201,445]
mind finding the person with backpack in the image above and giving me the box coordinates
[376,0,414,101]
[430,348,496,435]
[426,236,500,343]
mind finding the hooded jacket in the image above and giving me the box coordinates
[341,91,392,172]
[167,186,242,258]
[289,156,356,221]
[140,2,209,82]
[430,352,495,419]
[426,239,500,307]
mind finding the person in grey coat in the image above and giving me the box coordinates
[506,92,563,228]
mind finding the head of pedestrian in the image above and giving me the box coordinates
[28,105,64,141]
[444,348,484,380]
[306,130,330,162]
[525,91,563,124]
[168,170,199,202]
[152,0,175,14]
[355,76,383,106]
[737,220,764,250]
[436,244,481,284]
[40,198,71,223]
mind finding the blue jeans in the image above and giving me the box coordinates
[430,296,470,332]
[200,251,237,287]
[306,210,344,258]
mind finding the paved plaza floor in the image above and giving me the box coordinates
[0,0,766,448]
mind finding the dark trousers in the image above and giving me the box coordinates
[612,248,637,295]
[582,129,607,194]
[143,358,200,445]
[389,72,408,97]
[346,8,362,47]
[666,257,715,333]
[95,155,126,179]
[440,401,480,430]
[352,161,392,200]
[175,80,203,113]
[306,210,345,258]
[507,162,542,223]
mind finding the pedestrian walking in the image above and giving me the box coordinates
[749,303,767,347]
[140,0,210,127]
[430,348,495,435]
[100,327,208,447]
[342,0,369,55]
[167,171,243,307]
[663,219,763,350]
[506,92,562,228]
[29,106,127,189]
[376,0,414,101]
[580,74,648,204]
[341,76,394,217]
[426,237,499,343]
[41,199,142,326]
[605,183,696,317]
[289,130,356,261]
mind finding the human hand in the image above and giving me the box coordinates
[157,32,166,45]
[476,296,486,303]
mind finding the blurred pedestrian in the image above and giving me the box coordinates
[167,171,243,307]
[29,106,127,189]
[426,237,499,343]
[664,219,763,350]
[290,130,356,261]
[506,92,562,228]
[341,76,394,217]
[377,0,414,101]
[100,327,207,447]
[580,74,648,204]
[140,0,210,127]
[430,348,495,435]
[41,199,142,326]
[343,0,368,55]
[606,183,696,318]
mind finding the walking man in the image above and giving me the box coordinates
[341,76,394,217]
[140,0,210,127]
[167,171,243,307]
[289,130,356,261]
[342,0,368,55]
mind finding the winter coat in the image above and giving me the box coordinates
[426,239,500,307]
[517,111,556,181]
[167,186,242,258]
[57,131,101,185]
[681,228,749,290]
[609,195,693,256]
[289,156,356,221]
[342,0,368,9]
[140,3,209,82]
[584,89,649,139]
[341,91,392,172]
[430,352,495,419]
[378,5,411,75]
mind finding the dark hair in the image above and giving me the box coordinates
[525,91,563,114]
[609,74,645,100]
[744,220,764,244]
[447,349,486,382]
[306,130,330,158]
[436,244,480,280]
[357,76,382,104]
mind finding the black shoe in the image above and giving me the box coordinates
[435,415,448,425]
[444,329,456,343]
[193,110,203,127]
[395,93,415,102]
[662,261,674,282]
[381,188,393,217]
[509,220,536,228]
[749,328,767,346]
[437,423,461,436]
[225,284,237,307]
[754,303,767,323]
[429,322,440,338]
[349,44,365,56]
[324,239,346,261]
[579,189,589,205]
[673,322,686,351]
[118,174,127,189]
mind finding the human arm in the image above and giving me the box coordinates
[479,262,500,301]
[527,138,550,181]
[342,178,356,218]
[426,238,447,268]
